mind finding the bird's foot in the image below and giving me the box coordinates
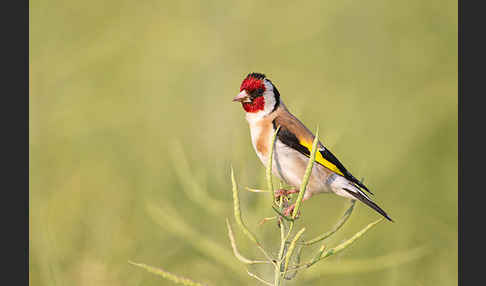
[283,203,300,218]
[274,189,299,200]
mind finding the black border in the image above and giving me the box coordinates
[2,0,29,284]
[459,0,486,285]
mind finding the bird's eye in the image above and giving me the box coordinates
[257,88,264,94]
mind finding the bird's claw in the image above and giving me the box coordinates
[274,189,299,200]
[283,204,301,218]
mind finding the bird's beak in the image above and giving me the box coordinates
[232,91,251,103]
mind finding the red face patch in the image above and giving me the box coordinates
[240,75,266,113]
[240,76,265,93]
[242,96,265,113]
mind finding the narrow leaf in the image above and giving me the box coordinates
[129,261,207,286]
[231,167,275,264]
[308,218,383,267]
[304,200,356,245]
[231,167,259,245]
[247,270,273,286]
[283,227,306,274]
[226,219,269,265]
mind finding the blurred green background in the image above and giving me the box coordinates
[30,0,457,285]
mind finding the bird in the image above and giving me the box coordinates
[232,72,393,222]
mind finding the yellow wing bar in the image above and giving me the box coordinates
[299,140,344,176]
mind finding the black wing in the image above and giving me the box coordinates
[319,148,373,195]
[273,121,373,195]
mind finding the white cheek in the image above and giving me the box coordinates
[263,92,275,114]
[262,81,276,114]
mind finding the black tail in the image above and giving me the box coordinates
[343,188,394,222]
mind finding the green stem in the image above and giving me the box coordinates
[267,127,280,202]
[226,219,270,265]
[303,199,356,246]
[230,167,275,264]
[292,128,320,219]
[283,227,306,274]
[248,270,273,286]
[308,219,384,268]
[129,261,207,286]
[274,217,287,286]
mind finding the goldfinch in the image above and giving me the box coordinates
[233,73,392,222]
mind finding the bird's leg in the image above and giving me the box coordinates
[283,204,297,217]
[274,189,287,200]
[283,195,309,218]
[274,188,299,200]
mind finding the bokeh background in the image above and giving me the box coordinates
[30,0,457,285]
